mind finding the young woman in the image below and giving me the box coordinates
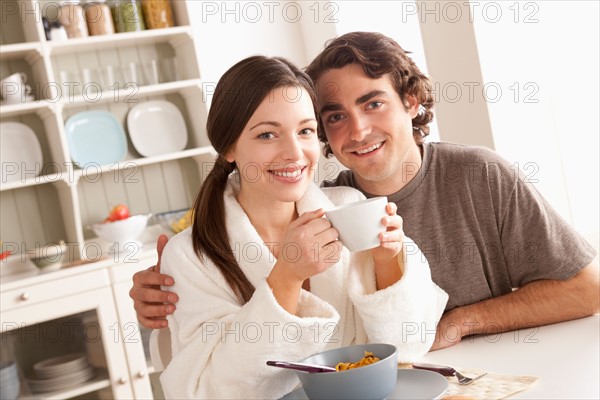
[158,56,448,399]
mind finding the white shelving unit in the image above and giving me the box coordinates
[1,1,213,398]
[1,0,213,257]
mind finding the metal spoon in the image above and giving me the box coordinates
[266,360,337,373]
[412,362,487,385]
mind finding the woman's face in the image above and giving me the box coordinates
[227,86,320,205]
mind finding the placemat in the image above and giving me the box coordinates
[399,364,538,399]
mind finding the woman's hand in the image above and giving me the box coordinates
[267,209,342,313]
[370,202,405,290]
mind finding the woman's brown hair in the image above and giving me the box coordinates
[305,31,435,157]
[192,56,317,304]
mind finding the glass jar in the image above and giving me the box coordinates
[85,0,115,36]
[59,0,89,38]
[141,0,174,29]
[110,0,146,33]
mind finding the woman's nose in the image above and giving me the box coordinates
[282,136,304,161]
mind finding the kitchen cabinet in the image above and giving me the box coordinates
[1,248,167,399]
[1,1,211,398]
[1,260,131,398]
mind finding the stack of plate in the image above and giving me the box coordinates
[28,353,95,393]
[0,362,20,400]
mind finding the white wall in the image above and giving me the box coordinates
[185,1,599,247]
[472,0,599,247]
[186,1,307,103]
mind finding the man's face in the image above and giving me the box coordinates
[315,64,421,194]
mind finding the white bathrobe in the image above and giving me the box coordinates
[159,174,448,399]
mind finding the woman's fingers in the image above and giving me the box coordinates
[385,202,397,215]
[291,208,325,228]
[379,205,404,245]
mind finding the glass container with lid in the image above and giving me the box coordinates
[141,0,175,29]
[110,0,146,33]
[59,0,89,38]
[85,0,115,36]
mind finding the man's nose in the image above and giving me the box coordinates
[349,114,371,141]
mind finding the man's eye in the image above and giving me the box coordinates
[327,113,345,123]
[366,101,383,110]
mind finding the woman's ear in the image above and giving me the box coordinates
[224,148,235,163]
[404,95,420,118]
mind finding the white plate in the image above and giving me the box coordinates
[0,122,43,183]
[127,100,187,157]
[28,368,95,393]
[33,353,87,374]
[281,369,448,400]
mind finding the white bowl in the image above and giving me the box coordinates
[26,241,67,271]
[91,214,151,244]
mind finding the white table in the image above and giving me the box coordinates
[421,315,600,399]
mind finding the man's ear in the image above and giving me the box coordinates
[405,95,420,118]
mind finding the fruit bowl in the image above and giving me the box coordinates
[91,214,151,251]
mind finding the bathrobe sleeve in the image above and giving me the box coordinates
[346,240,448,362]
[159,230,340,399]
[321,186,448,362]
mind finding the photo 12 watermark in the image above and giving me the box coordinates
[400,1,540,24]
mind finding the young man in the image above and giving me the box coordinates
[130,32,599,350]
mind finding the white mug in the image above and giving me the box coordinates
[325,196,389,252]
[1,72,32,104]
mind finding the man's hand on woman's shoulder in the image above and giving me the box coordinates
[129,234,179,329]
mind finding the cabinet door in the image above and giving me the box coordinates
[1,286,134,399]
[112,280,154,398]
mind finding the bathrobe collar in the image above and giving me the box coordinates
[224,172,348,315]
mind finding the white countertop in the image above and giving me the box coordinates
[422,315,600,399]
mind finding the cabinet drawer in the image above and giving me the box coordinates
[1,269,109,313]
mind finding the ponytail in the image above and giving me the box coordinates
[192,157,255,304]
[190,55,316,305]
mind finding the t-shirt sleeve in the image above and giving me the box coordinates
[498,167,596,287]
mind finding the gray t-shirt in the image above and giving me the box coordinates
[322,142,596,310]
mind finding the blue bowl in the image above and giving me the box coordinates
[295,343,398,400]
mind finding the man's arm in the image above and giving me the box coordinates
[432,257,600,350]
[129,234,179,329]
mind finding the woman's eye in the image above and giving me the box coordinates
[366,101,383,110]
[299,128,314,136]
[257,132,275,140]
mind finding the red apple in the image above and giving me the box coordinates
[106,204,130,222]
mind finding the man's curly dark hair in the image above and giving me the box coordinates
[306,31,435,157]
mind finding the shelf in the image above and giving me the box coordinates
[20,368,111,400]
[0,146,215,192]
[0,100,53,117]
[73,146,215,180]
[47,26,193,55]
[0,42,41,57]
[61,79,204,108]
[0,172,64,192]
